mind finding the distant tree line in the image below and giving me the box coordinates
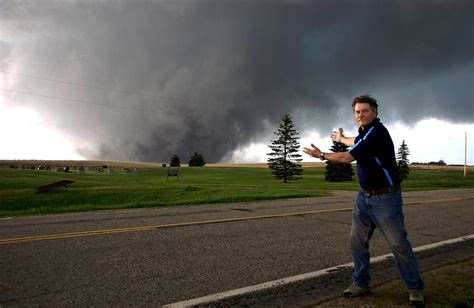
[411,160,446,166]
[169,152,206,167]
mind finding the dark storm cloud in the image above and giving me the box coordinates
[1,0,473,162]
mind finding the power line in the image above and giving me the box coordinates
[0,70,112,92]
[0,88,155,112]
[0,87,183,132]
[0,70,181,106]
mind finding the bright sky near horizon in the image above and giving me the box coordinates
[231,118,474,166]
[1,101,473,165]
[0,103,85,160]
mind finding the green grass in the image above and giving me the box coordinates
[317,258,474,307]
[0,166,473,216]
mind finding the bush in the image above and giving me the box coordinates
[189,153,205,166]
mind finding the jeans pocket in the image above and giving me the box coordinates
[373,191,401,202]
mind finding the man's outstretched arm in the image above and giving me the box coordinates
[331,128,355,147]
[303,144,355,164]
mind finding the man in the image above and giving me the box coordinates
[303,95,424,305]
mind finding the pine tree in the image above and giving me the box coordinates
[397,140,410,181]
[324,141,354,182]
[170,154,180,167]
[267,114,303,182]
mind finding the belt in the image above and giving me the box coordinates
[362,186,400,196]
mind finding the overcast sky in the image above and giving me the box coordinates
[1,0,473,164]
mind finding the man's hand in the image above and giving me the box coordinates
[303,144,322,159]
[331,128,344,143]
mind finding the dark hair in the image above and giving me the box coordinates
[352,95,378,113]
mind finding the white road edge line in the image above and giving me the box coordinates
[164,234,474,308]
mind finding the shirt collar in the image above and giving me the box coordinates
[358,118,380,135]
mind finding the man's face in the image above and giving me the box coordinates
[354,102,377,129]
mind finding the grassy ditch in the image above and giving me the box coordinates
[316,258,474,307]
[0,164,473,216]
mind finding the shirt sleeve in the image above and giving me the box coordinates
[348,126,377,161]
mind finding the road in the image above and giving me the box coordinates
[0,188,473,306]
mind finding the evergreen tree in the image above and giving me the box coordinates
[189,152,205,166]
[397,140,410,181]
[324,141,354,182]
[267,114,303,182]
[170,154,181,167]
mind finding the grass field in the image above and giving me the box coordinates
[0,162,473,217]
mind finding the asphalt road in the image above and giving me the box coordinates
[0,188,473,306]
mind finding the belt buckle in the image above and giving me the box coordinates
[364,189,375,196]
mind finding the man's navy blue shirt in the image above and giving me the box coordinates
[349,118,400,191]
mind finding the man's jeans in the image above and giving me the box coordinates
[350,190,424,292]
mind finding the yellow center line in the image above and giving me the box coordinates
[1,197,472,245]
[0,208,352,245]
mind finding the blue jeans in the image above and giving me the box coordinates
[350,190,424,291]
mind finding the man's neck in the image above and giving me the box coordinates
[360,123,371,131]
[359,118,379,132]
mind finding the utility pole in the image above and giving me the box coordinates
[465,131,468,178]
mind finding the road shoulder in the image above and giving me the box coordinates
[166,235,473,307]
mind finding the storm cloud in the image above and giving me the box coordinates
[1,0,473,162]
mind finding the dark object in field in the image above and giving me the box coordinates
[36,180,75,194]
[167,168,179,181]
